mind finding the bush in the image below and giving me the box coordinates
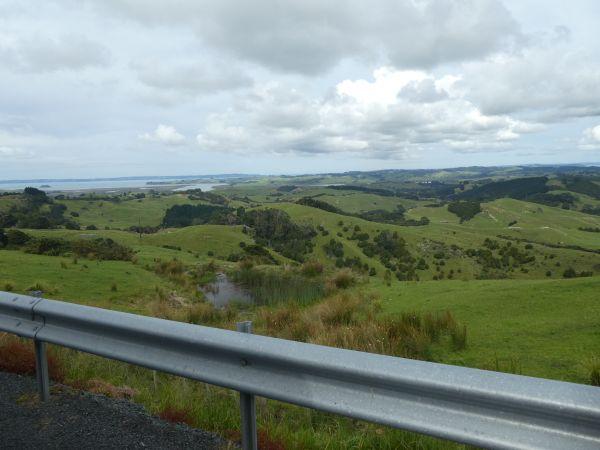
[447,201,481,222]
[0,337,63,382]
[329,269,356,289]
[300,260,324,277]
[6,229,31,246]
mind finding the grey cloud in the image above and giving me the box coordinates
[90,0,520,75]
[460,40,600,121]
[0,34,110,73]
[132,58,253,96]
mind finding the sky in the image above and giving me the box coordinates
[1,0,600,179]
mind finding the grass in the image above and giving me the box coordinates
[277,202,600,281]
[374,276,600,383]
[59,194,198,229]
[231,266,326,305]
[0,249,177,312]
[1,185,600,448]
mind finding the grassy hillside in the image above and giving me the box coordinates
[0,250,175,313]
[2,168,600,449]
[373,276,600,383]
[59,194,198,229]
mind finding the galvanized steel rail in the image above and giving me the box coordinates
[1,291,599,450]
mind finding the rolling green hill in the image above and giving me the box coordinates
[2,167,600,449]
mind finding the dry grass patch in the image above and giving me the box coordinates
[256,293,466,361]
[0,334,64,382]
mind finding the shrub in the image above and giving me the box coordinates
[447,201,481,222]
[300,260,324,277]
[329,269,356,289]
[186,302,222,325]
[6,229,31,246]
[158,406,195,426]
[0,337,63,382]
[154,258,186,283]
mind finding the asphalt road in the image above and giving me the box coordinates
[0,371,226,449]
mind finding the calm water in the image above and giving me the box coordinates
[0,178,222,192]
[199,273,254,308]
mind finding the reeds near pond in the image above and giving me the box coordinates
[231,267,325,305]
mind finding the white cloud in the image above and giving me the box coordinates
[585,125,600,142]
[195,67,541,158]
[140,124,186,146]
[1,0,599,177]
[580,124,600,150]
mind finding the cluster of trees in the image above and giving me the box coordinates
[227,242,278,265]
[447,201,481,222]
[0,188,76,229]
[355,230,418,280]
[322,236,376,275]
[186,189,228,205]
[162,204,237,227]
[0,229,133,261]
[240,209,316,262]
[296,197,343,214]
[276,185,297,192]
[297,197,429,226]
[561,176,600,199]
[455,176,549,201]
[466,239,536,277]
[328,184,397,197]
[527,192,578,209]
[161,204,318,261]
[323,238,344,258]
[562,267,594,278]
[579,226,600,233]
[582,205,600,216]
[358,208,429,226]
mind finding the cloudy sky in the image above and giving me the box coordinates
[1,0,599,179]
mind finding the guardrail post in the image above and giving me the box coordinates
[34,340,50,401]
[237,321,257,450]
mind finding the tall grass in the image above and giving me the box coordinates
[231,267,325,305]
[256,293,467,361]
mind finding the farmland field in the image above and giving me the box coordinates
[1,165,599,449]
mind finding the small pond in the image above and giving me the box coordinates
[199,273,254,308]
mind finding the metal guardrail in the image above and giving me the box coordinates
[1,291,599,450]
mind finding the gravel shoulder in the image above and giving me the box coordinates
[0,371,227,450]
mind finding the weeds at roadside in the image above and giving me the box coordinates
[0,334,64,382]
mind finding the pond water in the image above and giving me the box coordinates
[199,273,254,308]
